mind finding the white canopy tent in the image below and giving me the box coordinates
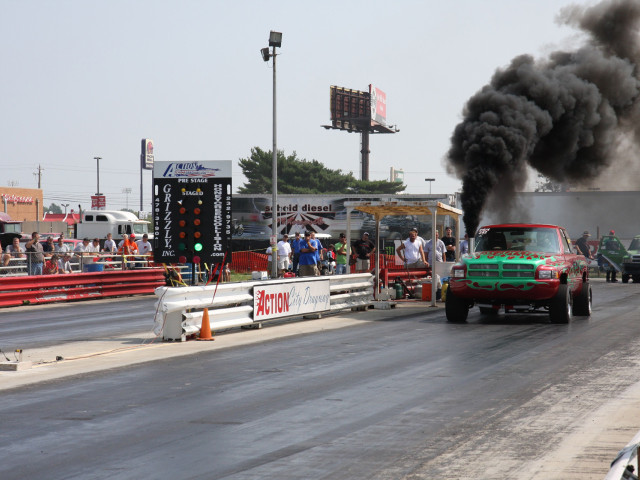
[343,200,463,306]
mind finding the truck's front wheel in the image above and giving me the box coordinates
[445,288,469,323]
[549,284,572,324]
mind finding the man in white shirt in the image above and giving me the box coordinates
[58,253,73,274]
[72,238,89,265]
[265,246,274,278]
[136,234,153,267]
[423,230,447,265]
[136,234,153,255]
[396,228,427,268]
[85,238,101,253]
[54,237,70,254]
[276,234,292,277]
[459,233,470,256]
[74,238,89,255]
[2,237,25,273]
[103,233,116,253]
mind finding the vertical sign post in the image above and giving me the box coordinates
[153,161,232,285]
[141,139,154,216]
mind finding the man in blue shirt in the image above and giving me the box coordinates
[298,231,318,277]
[310,232,323,269]
[291,231,302,275]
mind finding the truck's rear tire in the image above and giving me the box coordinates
[573,282,592,316]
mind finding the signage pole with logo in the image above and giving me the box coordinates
[153,161,232,285]
[140,139,154,217]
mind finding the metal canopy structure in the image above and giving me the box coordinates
[343,200,463,306]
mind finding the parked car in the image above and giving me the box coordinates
[621,236,640,283]
[38,238,83,252]
[595,233,640,283]
[446,224,591,324]
[596,233,626,276]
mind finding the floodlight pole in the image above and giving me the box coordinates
[425,178,435,195]
[271,43,278,279]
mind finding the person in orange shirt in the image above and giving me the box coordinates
[117,234,139,255]
[117,234,139,268]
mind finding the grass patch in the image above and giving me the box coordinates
[229,272,253,282]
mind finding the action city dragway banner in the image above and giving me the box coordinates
[253,279,331,321]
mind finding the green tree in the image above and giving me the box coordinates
[45,203,63,214]
[238,147,406,194]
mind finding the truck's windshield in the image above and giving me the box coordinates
[475,227,560,254]
[3,223,21,234]
[133,224,148,235]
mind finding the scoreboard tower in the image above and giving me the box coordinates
[153,161,232,277]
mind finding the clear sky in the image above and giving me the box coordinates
[1,0,588,213]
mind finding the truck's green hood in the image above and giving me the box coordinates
[468,251,559,266]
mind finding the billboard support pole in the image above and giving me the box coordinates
[360,131,370,181]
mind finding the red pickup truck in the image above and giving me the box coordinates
[446,223,591,324]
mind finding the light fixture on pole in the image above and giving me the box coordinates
[94,156,102,195]
[261,30,282,279]
[122,187,132,210]
[425,178,435,195]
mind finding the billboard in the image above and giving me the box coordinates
[369,84,387,125]
[141,138,154,170]
[153,161,232,264]
[329,86,370,129]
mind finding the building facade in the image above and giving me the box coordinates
[0,187,44,222]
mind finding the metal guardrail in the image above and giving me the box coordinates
[0,268,166,307]
[606,431,640,479]
[0,252,156,277]
[154,273,375,341]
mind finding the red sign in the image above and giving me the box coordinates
[369,85,387,125]
[91,195,106,209]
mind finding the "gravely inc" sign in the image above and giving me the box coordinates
[253,279,331,321]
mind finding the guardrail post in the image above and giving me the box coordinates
[163,310,186,341]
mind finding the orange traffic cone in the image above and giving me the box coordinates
[197,308,215,341]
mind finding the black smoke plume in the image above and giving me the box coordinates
[447,0,640,237]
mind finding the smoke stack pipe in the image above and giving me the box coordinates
[469,236,475,254]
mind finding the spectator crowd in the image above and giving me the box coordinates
[1,232,154,276]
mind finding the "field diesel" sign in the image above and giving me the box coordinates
[253,280,331,321]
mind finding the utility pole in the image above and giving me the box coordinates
[33,165,44,188]
[94,156,102,194]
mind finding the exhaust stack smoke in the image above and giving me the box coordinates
[446,0,640,237]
